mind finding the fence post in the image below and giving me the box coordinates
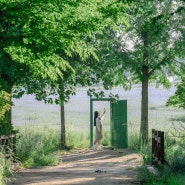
[152,129,155,165]
[158,131,164,164]
[152,129,164,165]
[0,134,16,159]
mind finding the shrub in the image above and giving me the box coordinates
[0,91,12,122]
[0,123,14,136]
[16,126,60,168]
[0,153,12,185]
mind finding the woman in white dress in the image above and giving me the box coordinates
[91,108,106,150]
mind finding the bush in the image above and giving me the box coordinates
[0,123,14,136]
[16,127,60,168]
[0,153,12,185]
[137,124,185,185]
[137,164,185,185]
[0,91,12,122]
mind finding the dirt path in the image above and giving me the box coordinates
[7,149,142,185]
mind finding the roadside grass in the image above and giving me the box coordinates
[16,126,60,168]
[137,165,185,185]
[13,123,185,185]
[0,152,12,185]
[66,124,90,148]
[135,124,185,185]
[14,123,112,169]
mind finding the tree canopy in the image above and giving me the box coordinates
[90,0,185,141]
[0,0,113,121]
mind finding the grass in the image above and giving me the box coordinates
[137,165,185,185]
[16,127,60,168]
[135,123,185,185]
[14,125,111,169]
[12,84,182,131]
[66,124,90,148]
[10,84,185,184]
[0,153,12,185]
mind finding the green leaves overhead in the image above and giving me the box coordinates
[94,0,185,88]
[0,0,109,85]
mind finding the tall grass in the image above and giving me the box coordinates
[0,153,12,185]
[131,122,185,185]
[16,125,99,167]
[15,124,112,169]
[16,126,61,168]
[66,124,90,148]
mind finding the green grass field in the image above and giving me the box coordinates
[12,84,184,133]
[3,84,184,184]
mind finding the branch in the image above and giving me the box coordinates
[148,49,173,77]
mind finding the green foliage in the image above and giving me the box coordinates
[16,127,60,168]
[137,164,185,185]
[165,125,185,173]
[66,125,90,148]
[94,1,184,87]
[0,91,12,122]
[140,142,152,164]
[0,90,14,135]
[128,126,141,151]
[90,0,185,141]
[0,153,12,185]
[101,130,111,146]
[136,122,185,185]
[167,76,185,109]
[167,175,185,185]
[0,0,114,110]
[0,123,13,136]
[137,165,158,185]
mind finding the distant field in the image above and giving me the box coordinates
[12,84,185,133]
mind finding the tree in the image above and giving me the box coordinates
[0,0,110,126]
[93,0,185,142]
[166,67,185,109]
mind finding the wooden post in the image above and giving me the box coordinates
[152,129,155,164]
[158,131,164,163]
[0,134,16,159]
[152,129,165,165]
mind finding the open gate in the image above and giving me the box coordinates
[90,98,128,148]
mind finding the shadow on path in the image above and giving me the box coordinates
[7,149,142,185]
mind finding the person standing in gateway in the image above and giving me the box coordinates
[91,108,106,150]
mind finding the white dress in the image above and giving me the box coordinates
[95,112,105,140]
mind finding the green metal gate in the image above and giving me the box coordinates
[90,98,127,148]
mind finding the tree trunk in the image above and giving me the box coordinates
[59,83,66,148]
[140,67,149,143]
[140,29,149,143]
[60,103,66,147]
[5,87,12,124]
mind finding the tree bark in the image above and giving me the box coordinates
[4,87,12,124]
[140,29,149,143]
[140,66,149,143]
[60,103,66,147]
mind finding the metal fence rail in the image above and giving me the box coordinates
[0,134,16,158]
[152,129,164,165]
